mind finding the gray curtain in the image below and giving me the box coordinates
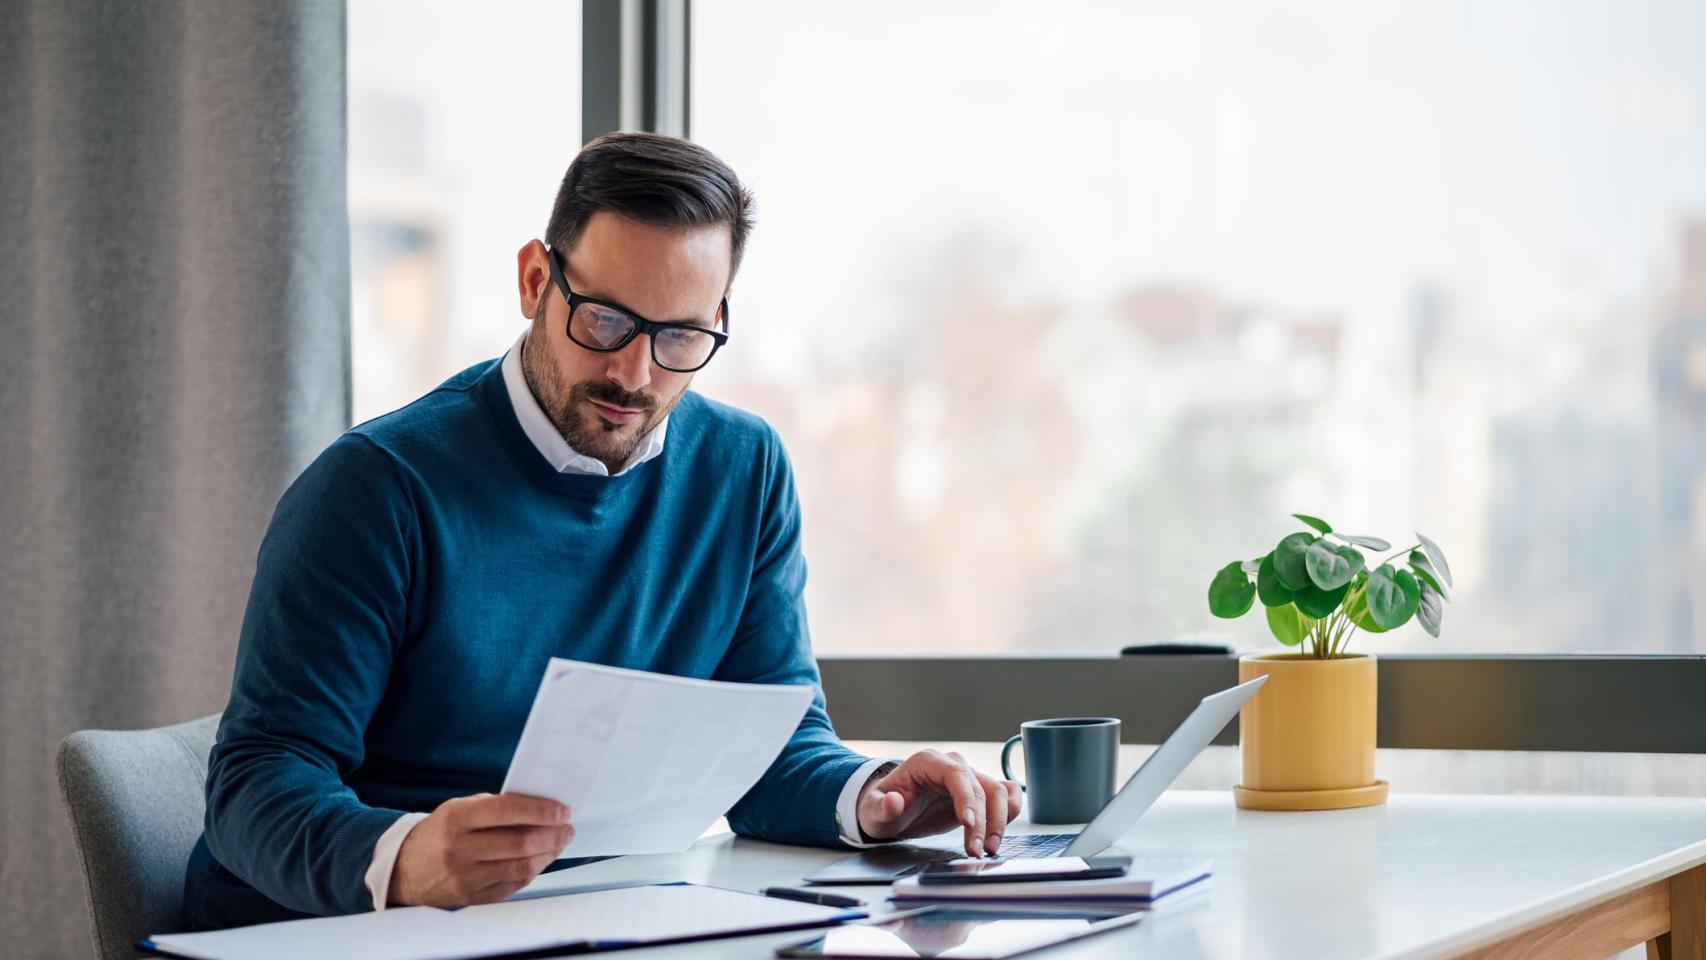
[0,2,349,956]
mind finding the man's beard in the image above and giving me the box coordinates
[523,305,678,471]
[559,378,660,467]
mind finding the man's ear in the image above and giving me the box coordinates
[516,240,551,320]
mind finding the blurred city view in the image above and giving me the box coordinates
[698,213,1706,657]
[351,0,1706,657]
[348,0,582,422]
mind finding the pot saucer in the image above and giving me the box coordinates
[1233,779,1389,811]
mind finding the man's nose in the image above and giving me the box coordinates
[604,334,653,394]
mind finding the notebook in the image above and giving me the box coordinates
[140,883,865,960]
[889,857,1212,906]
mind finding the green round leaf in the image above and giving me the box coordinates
[1293,580,1351,618]
[1304,540,1364,591]
[1391,569,1422,621]
[1256,552,1295,607]
[1345,589,1387,633]
[1293,513,1333,535]
[1340,534,1392,551]
[1409,551,1450,599]
[1417,580,1444,637]
[1366,564,1422,629]
[1265,603,1309,646]
[1417,531,1454,588]
[1208,561,1257,618]
[1273,533,1316,590]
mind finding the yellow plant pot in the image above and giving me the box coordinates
[1233,652,1388,811]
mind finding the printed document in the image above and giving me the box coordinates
[501,658,815,858]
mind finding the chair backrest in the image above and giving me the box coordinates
[56,714,221,960]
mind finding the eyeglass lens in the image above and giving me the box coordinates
[570,301,718,371]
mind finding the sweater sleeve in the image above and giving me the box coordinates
[717,430,870,848]
[202,433,418,916]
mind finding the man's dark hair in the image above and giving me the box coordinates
[545,132,755,280]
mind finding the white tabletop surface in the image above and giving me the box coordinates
[508,790,1706,960]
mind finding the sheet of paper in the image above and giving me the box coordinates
[144,906,560,960]
[460,883,853,943]
[501,658,814,858]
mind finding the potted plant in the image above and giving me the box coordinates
[1207,514,1453,810]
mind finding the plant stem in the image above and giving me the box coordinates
[1336,619,1357,658]
[1327,577,1373,658]
[1378,543,1422,568]
[1313,612,1349,660]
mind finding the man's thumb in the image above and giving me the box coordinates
[880,790,906,819]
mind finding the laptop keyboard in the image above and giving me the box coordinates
[803,832,1082,884]
[990,833,1074,858]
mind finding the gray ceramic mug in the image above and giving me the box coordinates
[1000,717,1120,824]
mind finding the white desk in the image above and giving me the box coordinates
[511,791,1706,960]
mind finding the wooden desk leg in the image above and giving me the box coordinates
[1652,864,1706,960]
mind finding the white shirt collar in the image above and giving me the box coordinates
[500,333,669,477]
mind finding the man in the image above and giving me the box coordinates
[182,132,1021,928]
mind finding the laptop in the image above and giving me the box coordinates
[802,675,1267,885]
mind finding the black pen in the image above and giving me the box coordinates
[761,886,865,908]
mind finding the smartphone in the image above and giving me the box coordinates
[916,855,1131,885]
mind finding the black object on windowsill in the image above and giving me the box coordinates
[1120,641,1235,656]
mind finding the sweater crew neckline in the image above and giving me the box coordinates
[476,361,662,500]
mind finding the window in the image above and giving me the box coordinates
[342,0,1706,810]
[689,0,1706,654]
[348,0,582,424]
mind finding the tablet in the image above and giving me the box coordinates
[773,905,1144,959]
[917,856,1131,884]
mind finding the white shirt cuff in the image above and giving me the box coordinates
[835,757,902,848]
[365,812,429,910]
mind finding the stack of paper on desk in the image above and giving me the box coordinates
[890,857,1212,906]
[502,658,815,858]
[142,907,554,960]
[142,883,863,960]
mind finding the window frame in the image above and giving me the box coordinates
[583,0,689,143]
[586,4,1706,755]
[817,655,1706,751]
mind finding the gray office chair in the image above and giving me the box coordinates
[56,714,221,960]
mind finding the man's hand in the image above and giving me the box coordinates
[855,750,1022,857]
[390,792,574,907]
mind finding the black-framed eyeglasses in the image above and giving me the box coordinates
[545,244,730,373]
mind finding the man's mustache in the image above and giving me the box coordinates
[569,380,657,414]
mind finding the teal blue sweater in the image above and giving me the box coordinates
[183,359,867,926]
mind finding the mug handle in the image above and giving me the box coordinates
[1000,734,1026,791]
